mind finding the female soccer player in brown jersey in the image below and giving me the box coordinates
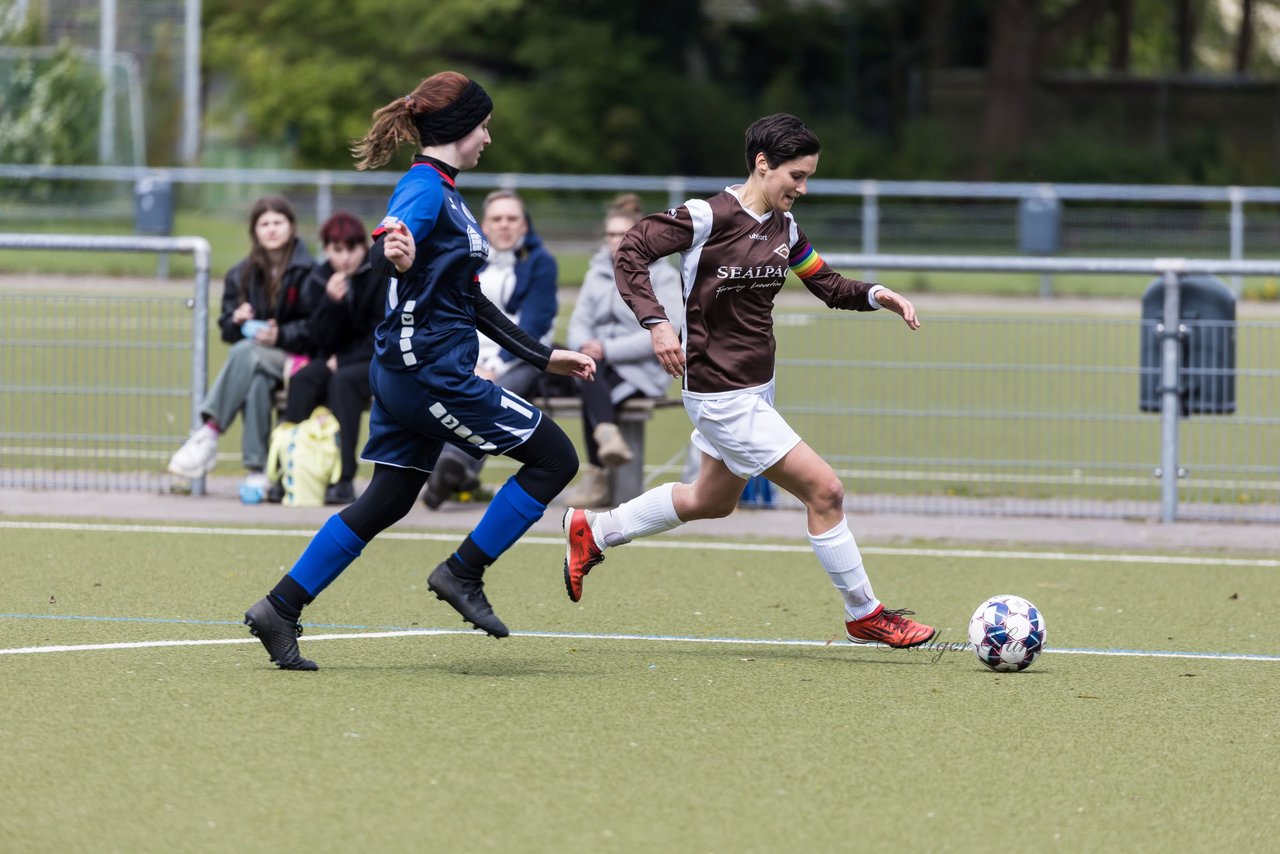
[562,113,935,649]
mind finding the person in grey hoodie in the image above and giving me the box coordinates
[562,194,684,506]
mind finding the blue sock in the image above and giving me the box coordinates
[286,515,366,597]
[469,477,546,561]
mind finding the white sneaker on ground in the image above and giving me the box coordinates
[168,425,219,479]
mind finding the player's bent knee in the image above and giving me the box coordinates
[510,418,580,503]
[541,428,579,487]
[561,452,580,486]
[810,477,844,514]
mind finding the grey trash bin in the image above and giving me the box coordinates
[1139,274,1236,415]
[1017,196,1061,255]
[134,177,174,235]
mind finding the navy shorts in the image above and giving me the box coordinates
[360,361,543,473]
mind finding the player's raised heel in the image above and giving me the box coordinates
[845,605,936,649]
[244,597,318,671]
[426,561,509,638]
[562,507,605,603]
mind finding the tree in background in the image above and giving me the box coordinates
[143,21,182,167]
[203,0,744,173]
[0,11,101,167]
[198,0,1279,183]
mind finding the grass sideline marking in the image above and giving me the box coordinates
[0,617,1276,663]
[1,519,1277,569]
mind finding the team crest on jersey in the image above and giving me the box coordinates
[773,243,789,258]
[446,196,476,222]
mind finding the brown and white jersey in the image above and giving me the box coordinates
[614,185,882,397]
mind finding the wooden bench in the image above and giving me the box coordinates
[529,395,682,503]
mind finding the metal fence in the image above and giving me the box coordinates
[4,165,1280,289]
[0,233,210,493]
[792,254,1280,523]
[2,234,1277,524]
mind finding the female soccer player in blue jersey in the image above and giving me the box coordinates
[243,71,595,670]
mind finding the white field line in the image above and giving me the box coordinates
[0,519,1277,569]
[0,626,1276,663]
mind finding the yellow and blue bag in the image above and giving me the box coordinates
[266,406,342,507]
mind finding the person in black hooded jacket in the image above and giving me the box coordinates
[167,194,314,502]
[280,212,384,505]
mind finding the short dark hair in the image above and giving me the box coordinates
[483,189,525,215]
[319,211,368,248]
[744,113,821,171]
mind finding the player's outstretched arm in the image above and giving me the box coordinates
[547,349,596,381]
[874,288,921,330]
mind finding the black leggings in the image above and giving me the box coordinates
[338,414,579,542]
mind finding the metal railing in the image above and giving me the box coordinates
[0,233,210,494]
[2,234,1277,524]
[809,253,1280,523]
[2,165,1278,285]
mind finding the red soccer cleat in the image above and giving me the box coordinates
[562,507,605,602]
[845,605,937,649]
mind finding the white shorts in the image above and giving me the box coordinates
[684,382,802,479]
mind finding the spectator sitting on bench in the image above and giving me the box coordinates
[561,193,684,507]
[276,211,381,506]
[167,194,313,503]
[421,189,559,509]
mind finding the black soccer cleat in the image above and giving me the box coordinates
[244,597,319,671]
[421,455,470,510]
[426,561,509,639]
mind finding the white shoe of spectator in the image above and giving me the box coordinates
[593,422,633,468]
[168,425,219,479]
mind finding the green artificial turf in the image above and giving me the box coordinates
[1,522,1276,852]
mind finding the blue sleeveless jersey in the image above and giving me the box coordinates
[371,160,489,374]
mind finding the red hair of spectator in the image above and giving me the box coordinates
[319,212,369,249]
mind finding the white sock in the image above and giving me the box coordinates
[590,482,682,550]
[809,517,879,621]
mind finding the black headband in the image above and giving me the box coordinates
[412,80,493,146]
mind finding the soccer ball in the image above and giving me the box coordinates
[968,594,1046,672]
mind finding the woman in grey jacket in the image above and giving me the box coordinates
[563,194,684,506]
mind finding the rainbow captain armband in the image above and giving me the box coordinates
[788,243,823,279]
[371,215,403,238]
